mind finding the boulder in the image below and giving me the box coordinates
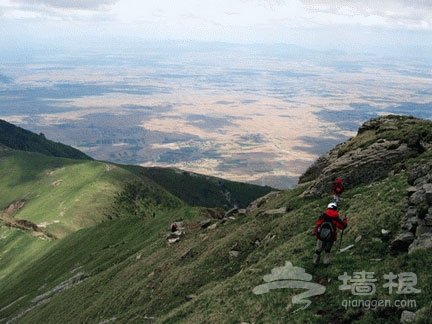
[389,232,415,253]
[424,184,432,204]
[408,233,432,253]
[199,219,212,229]
[185,294,197,301]
[225,207,239,217]
[229,250,240,258]
[208,223,218,230]
[246,191,279,213]
[406,186,419,196]
[409,189,425,205]
[400,310,417,323]
[167,238,180,244]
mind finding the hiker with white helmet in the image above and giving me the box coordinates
[313,202,347,266]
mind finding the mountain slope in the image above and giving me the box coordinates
[1,115,432,323]
[131,166,273,209]
[0,149,141,239]
[0,119,92,160]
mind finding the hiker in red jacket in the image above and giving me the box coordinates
[332,178,344,205]
[170,222,178,232]
[313,203,347,266]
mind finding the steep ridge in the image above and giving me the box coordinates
[0,124,273,239]
[0,115,431,323]
[0,149,139,239]
[0,119,92,160]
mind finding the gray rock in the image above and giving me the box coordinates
[424,184,432,204]
[180,249,193,259]
[422,215,432,226]
[415,221,432,236]
[225,207,238,217]
[406,186,419,196]
[400,310,416,323]
[409,233,432,253]
[199,219,212,229]
[402,213,418,232]
[246,191,279,213]
[405,206,417,219]
[208,223,218,230]
[389,232,415,253]
[408,162,432,185]
[301,140,416,196]
[229,250,240,258]
[185,294,197,301]
[167,237,180,244]
[409,189,425,205]
[143,316,156,322]
[238,209,247,215]
[263,207,287,215]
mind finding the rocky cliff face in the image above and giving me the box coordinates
[299,115,432,196]
[390,162,432,253]
[298,114,432,255]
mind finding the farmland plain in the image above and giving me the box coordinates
[1,42,431,188]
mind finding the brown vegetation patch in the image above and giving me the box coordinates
[2,199,26,216]
[51,179,63,186]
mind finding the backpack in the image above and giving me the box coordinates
[335,185,342,194]
[318,214,335,242]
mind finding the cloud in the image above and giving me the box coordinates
[12,0,119,10]
[1,0,430,49]
[299,0,432,29]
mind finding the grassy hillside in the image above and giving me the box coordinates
[1,116,432,323]
[1,154,431,323]
[0,119,91,160]
[130,166,274,209]
[0,149,138,239]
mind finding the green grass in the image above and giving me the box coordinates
[0,119,91,160]
[2,166,431,324]
[135,166,274,209]
[337,115,432,158]
[1,116,432,323]
[0,150,136,238]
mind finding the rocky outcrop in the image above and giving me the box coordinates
[246,191,280,213]
[301,140,416,196]
[390,162,432,253]
[294,115,432,254]
[299,115,431,196]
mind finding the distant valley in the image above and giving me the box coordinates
[1,42,431,188]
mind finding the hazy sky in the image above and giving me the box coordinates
[1,0,431,55]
